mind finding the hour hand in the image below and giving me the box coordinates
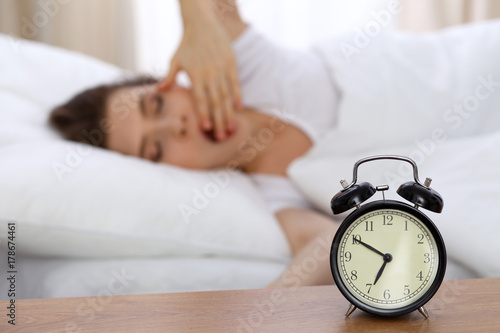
[353,238,384,257]
[374,262,387,285]
[374,253,393,285]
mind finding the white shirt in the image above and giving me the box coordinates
[232,27,339,213]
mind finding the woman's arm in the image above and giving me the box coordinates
[268,208,338,288]
[159,0,247,141]
[211,0,247,40]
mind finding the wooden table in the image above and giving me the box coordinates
[1,278,499,332]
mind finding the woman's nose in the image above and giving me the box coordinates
[153,116,186,138]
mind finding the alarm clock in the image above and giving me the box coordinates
[329,155,446,318]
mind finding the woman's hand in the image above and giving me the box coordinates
[158,0,242,141]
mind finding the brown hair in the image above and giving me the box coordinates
[49,76,159,148]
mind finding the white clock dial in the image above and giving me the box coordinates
[337,208,439,310]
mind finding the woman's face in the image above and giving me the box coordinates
[104,84,249,169]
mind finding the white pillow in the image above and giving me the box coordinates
[0,34,291,260]
[312,19,500,151]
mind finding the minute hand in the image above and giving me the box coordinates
[354,238,385,257]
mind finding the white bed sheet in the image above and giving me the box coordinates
[1,254,288,299]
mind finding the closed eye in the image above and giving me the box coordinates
[155,94,164,115]
[154,94,164,162]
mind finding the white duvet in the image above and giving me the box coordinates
[289,20,500,278]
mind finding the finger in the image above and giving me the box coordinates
[192,77,212,130]
[207,78,226,141]
[219,78,235,134]
[227,59,242,110]
[158,59,180,91]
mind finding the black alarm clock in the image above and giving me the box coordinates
[330,155,446,318]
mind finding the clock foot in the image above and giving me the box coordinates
[345,304,357,317]
[418,306,429,319]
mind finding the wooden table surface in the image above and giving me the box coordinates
[1,278,499,332]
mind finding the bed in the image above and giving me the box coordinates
[1,20,499,299]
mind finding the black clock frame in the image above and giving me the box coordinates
[330,200,447,317]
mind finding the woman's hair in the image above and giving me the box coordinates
[49,76,159,148]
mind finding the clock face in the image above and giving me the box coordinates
[331,201,446,316]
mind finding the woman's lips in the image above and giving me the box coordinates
[200,128,217,142]
[199,127,236,143]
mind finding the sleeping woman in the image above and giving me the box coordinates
[49,0,341,288]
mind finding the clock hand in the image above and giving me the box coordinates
[374,262,387,285]
[354,238,385,257]
[374,253,393,285]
